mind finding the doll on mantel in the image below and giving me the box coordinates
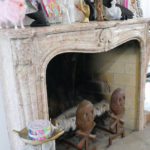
[103,0,134,20]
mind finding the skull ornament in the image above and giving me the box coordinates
[110,88,125,116]
[76,100,95,132]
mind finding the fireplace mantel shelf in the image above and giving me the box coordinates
[0,17,150,150]
[0,18,150,39]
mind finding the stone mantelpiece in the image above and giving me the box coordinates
[0,18,150,150]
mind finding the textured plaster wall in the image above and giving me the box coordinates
[88,41,140,130]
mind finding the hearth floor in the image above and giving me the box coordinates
[56,123,150,150]
[56,126,133,150]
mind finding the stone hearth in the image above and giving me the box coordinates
[0,18,150,150]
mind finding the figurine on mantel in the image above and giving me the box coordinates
[75,0,90,23]
[103,0,134,20]
[27,0,76,26]
[95,0,103,21]
[84,0,96,21]
[0,0,27,29]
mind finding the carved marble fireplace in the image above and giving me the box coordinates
[0,18,150,150]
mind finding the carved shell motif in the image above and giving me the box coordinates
[98,29,113,51]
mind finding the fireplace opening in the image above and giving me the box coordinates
[46,40,140,140]
[46,52,107,119]
[45,40,140,149]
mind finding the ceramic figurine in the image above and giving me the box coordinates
[103,0,122,20]
[75,0,90,23]
[84,0,95,21]
[116,2,134,19]
[0,0,27,29]
[95,0,103,21]
[103,0,134,20]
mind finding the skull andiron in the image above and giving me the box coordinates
[62,100,96,150]
[62,89,125,148]
[109,88,125,145]
[76,100,96,150]
[94,88,125,146]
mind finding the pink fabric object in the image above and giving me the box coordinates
[124,0,128,8]
[0,0,27,29]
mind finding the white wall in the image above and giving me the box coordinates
[141,0,150,18]
[0,79,11,150]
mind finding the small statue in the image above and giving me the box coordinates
[103,0,134,20]
[75,0,90,23]
[116,2,134,19]
[0,0,27,29]
[103,0,121,20]
[109,88,125,145]
[95,0,103,21]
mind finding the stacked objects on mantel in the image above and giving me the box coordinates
[0,0,135,29]
[27,120,53,141]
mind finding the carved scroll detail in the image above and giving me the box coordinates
[98,29,113,51]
